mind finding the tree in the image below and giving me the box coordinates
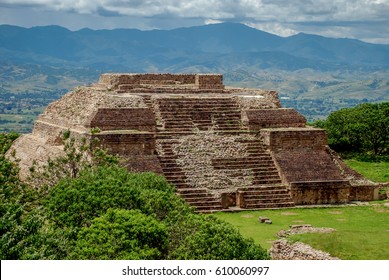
[0,132,46,260]
[72,209,168,260]
[44,165,182,229]
[167,213,269,260]
[315,102,389,156]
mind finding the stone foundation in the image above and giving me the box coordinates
[290,180,351,205]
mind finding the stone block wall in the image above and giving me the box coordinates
[290,180,351,205]
[93,132,156,156]
[349,185,378,201]
[245,108,306,130]
[195,74,224,89]
[261,128,327,151]
[99,73,224,90]
[89,108,156,131]
[124,155,163,174]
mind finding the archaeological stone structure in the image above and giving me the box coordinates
[9,73,378,212]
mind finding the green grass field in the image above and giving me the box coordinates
[344,159,389,182]
[214,204,389,260]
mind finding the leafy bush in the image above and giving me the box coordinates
[72,209,168,260]
[167,213,269,260]
[314,102,389,156]
[44,165,182,228]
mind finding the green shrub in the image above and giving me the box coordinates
[44,165,182,229]
[72,209,168,260]
[167,213,270,260]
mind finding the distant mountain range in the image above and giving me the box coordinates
[0,22,388,127]
[1,22,389,71]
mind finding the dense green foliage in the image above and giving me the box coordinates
[0,132,269,260]
[314,102,389,156]
[72,209,168,260]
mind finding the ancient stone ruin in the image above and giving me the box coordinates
[9,73,377,212]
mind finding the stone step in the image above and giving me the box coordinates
[194,205,224,213]
[238,184,286,191]
[178,192,210,199]
[159,106,240,110]
[213,162,276,169]
[212,157,273,163]
[171,183,190,189]
[177,188,209,194]
[163,123,193,128]
[185,200,221,207]
[243,191,291,198]
[252,178,282,184]
[164,175,187,180]
[160,167,183,172]
[243,194,292,201]
[180,191,215,197]
[157,100,237,104]
[159,155,178,160]
[243,202,295,209]
[165,178,187,184]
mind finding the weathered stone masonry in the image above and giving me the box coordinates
[9,73,377,212]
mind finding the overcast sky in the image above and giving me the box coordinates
[0,0,388,44]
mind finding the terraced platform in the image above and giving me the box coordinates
[9,73,376,214]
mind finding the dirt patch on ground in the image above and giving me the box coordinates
[241,214,254,218]
[292,220,305,223]
[375,208,389,213]
[374,205,389,213]
[336,218,347,222]
[328,211,343,215]
[277,224,336,238]
[281,211,298,216]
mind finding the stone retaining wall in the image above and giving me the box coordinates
[94,132,156,156]
[290,180,351,204]
[245,109,306,130]
[99,73,224,90]
[89,108,156,131]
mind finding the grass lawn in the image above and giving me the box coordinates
[213,204,389,260]
[344,159,389,183]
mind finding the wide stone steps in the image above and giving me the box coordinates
[237,185,295,209]
[155,97,243,133]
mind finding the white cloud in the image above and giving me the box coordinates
[246,22,298,37]
[204,19,224,25]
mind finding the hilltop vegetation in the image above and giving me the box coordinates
[1,23,389,132]
[314,102,389,157]
[0,132,269,260]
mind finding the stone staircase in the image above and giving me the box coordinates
[153,98,294,212]
[237,185,295,209]
[155,97,242,132]
[156,138,223,212]
[213,137,294,209]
